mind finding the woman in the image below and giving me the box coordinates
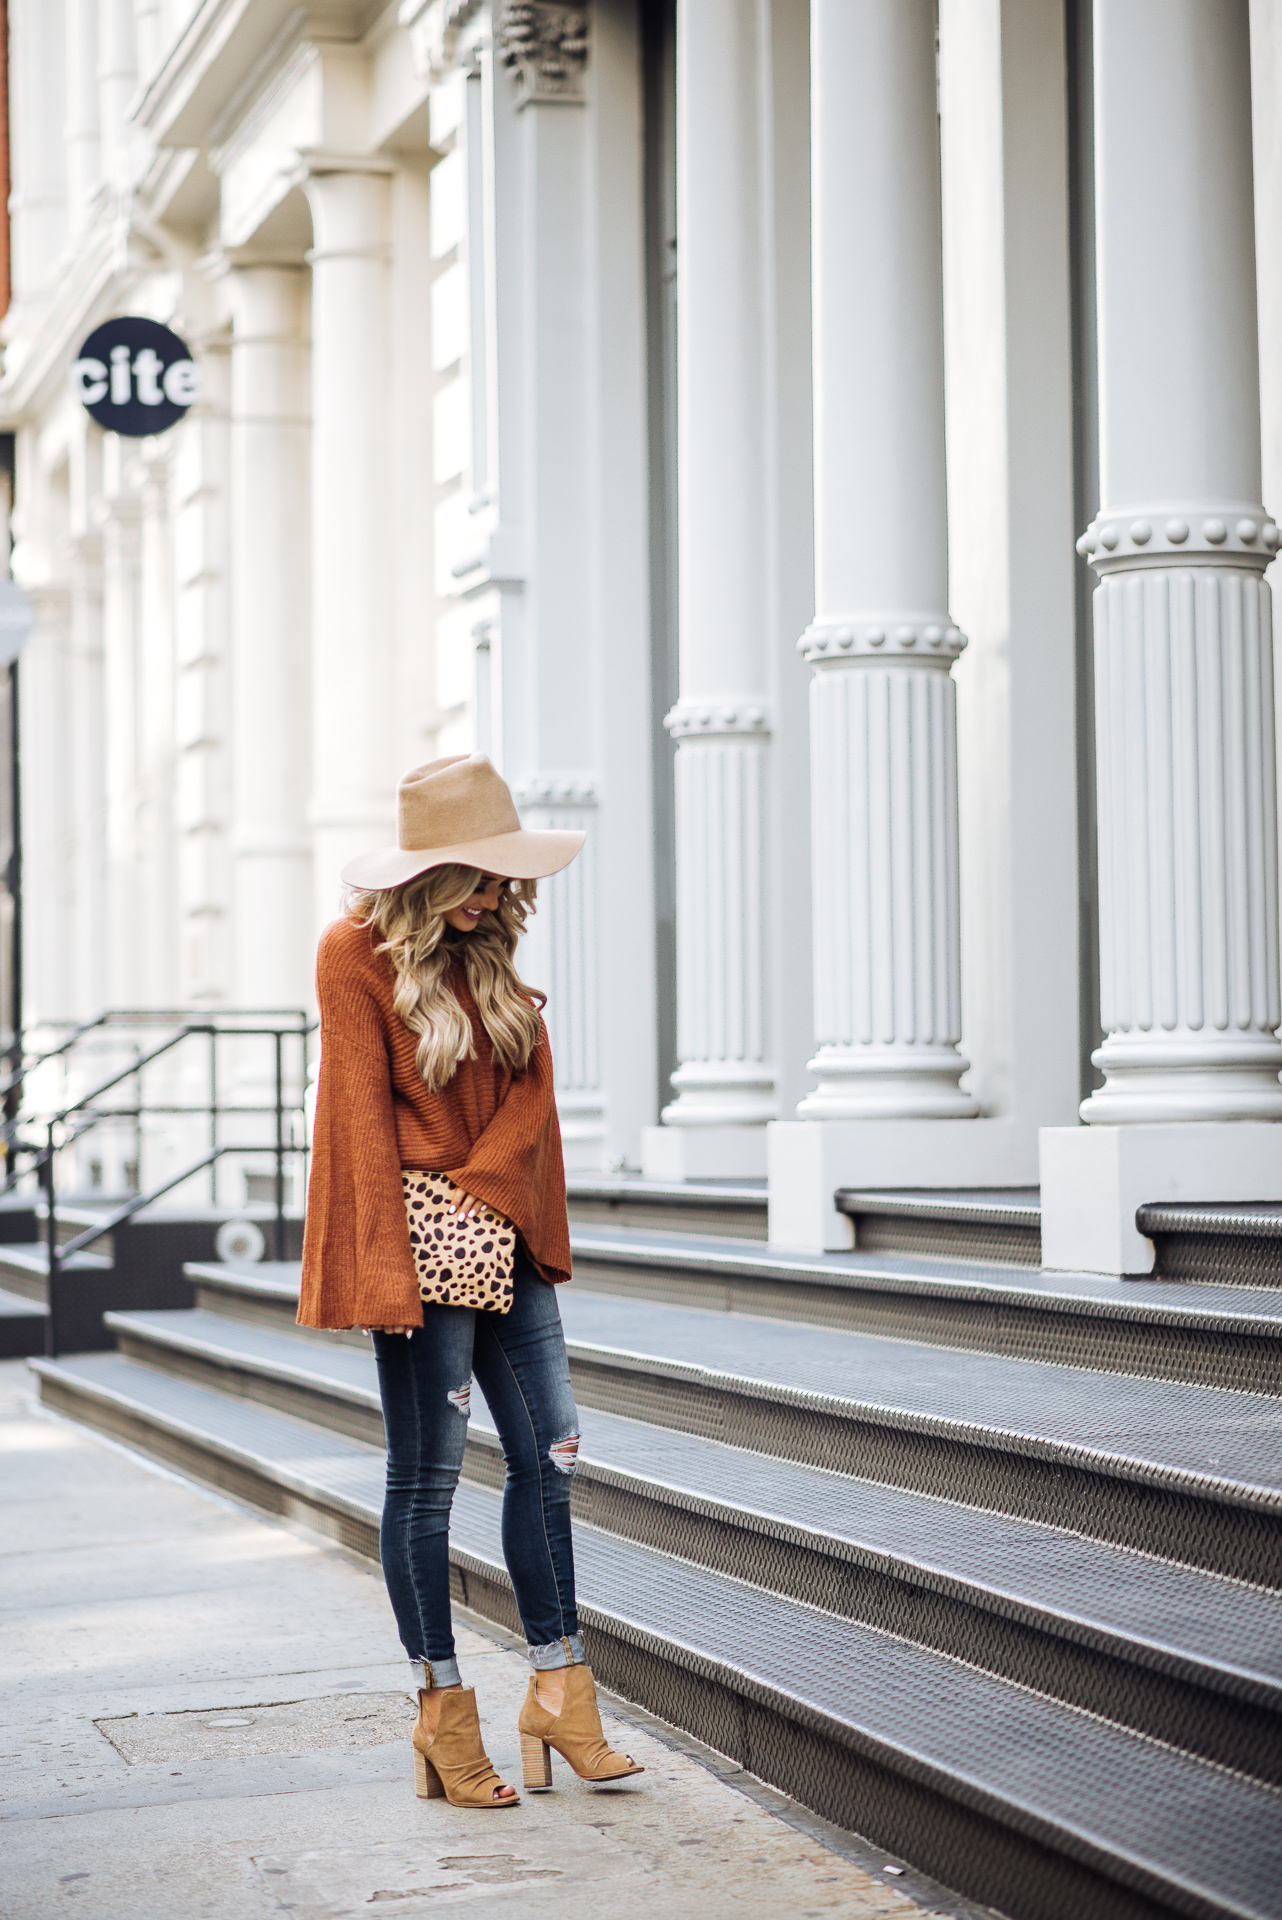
[299,753,642,1808]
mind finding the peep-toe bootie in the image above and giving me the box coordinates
[517,1664,645,1787]
[412,1687,519,1807]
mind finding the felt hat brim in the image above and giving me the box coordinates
[340,826,586,891]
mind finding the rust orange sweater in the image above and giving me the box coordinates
[297,916,572,1330]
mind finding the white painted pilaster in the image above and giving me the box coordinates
[225,263,313,1008]
[303,164,399,931]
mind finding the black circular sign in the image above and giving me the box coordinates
[70,317,201,437]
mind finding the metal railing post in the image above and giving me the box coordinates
[274,1028,285,1261]
[42,1120,59,1359]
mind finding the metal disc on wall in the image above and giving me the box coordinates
[69,317,202,438]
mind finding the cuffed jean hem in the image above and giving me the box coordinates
[528,1631,586,1671]
[413,1656,463,1689]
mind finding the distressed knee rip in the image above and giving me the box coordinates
[548,1430,580,1476]
[446,1381,471,1419]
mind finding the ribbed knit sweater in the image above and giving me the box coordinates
[297,916,571,1330]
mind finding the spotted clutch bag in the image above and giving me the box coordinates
[402,1169,517,1313]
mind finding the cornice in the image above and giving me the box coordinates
[0,215,151,427]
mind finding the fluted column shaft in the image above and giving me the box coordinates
[1078,0,1282,1121]
[798,0,975,1119]
[226,264,313,1007]
[303,168,398,929]
[664,0,774,1131]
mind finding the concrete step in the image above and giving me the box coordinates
[837,1187,1282,1288]
[562,1225,1282,1396]
[104,1303,1282,1787]
[186,1261,1282,1583]
[1139,1202,1282,1286]
[566,1174,768,1241]
[0,1283,46,1357]
[28,1347,1282,1920]
[837,1187,1043,1267]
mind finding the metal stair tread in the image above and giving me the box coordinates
[556,1290,1282,1510]
[105,1307,1282,1709]
[1139,1203,1282,1241]
[835,1188,1042,1227]
[568,1224,1282,1335]
[29,1350,1282,1920]
[181,1266,1282,1504]
[567,1175,767,1208]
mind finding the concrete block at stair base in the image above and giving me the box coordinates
[1039,1123,1282,1276]
[766,1118,1041,1251]
[639,1123,768,1181]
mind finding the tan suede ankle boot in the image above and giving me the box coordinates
[517,1664,645,1788]
[412,1687,519,1807]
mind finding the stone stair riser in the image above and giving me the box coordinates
[853,1215,1042,1268]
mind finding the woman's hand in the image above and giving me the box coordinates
[446,1187,486,1220]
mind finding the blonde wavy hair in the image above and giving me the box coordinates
[348,864,545,1091]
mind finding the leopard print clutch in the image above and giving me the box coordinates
[402,1169,517,1313]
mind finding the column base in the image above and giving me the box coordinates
[557,1092,609,1174]
[767,1117,1040,1251]
[1040,1122,1282,1275]
[641,1124,768,1181]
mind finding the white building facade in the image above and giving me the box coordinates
[6,0,1282,1272]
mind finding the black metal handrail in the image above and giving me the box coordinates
[10,1007,314,1357]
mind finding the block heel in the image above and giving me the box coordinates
[516,1666,644,1786]
[520,1730,554,1788]
[410,1687,519,1807]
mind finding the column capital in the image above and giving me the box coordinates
[1078,501,1279,572]
[496,3,590,108]
[799,615,966,666]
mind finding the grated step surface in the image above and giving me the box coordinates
[557,1290,1282,1513]
[107,1308,1282,1716]
[30,1349,1282,1920]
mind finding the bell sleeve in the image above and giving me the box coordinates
[444,1020,573,1284]
[297,924,423,1329]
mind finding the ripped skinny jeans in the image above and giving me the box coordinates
[372,1249,583,1685]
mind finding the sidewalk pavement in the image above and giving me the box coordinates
[0,1359,964,1920]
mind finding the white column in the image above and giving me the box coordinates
[798,0,975,1122]
[303,166,399,930]
[1042,0,1282,1275]
[225,263,313,1007]
[1080,0,1281,1124]
[646,0,775,1175]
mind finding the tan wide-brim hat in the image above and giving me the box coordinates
[339,754,585,891]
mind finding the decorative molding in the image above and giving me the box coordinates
[496,3,590,107]
[799,614,967,665]
[1078,501,1279,572]
[1082,561,1282,1122]
[512,772,598,807]
[664,697,770,740]
[798,658,977,1121]
[401,0,486,82]
[661,733,777,1128]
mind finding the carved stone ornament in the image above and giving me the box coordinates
[664,698,770,740]
[496,2,589,105]
[799,615,967,665]
[1077,500,1279,571]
